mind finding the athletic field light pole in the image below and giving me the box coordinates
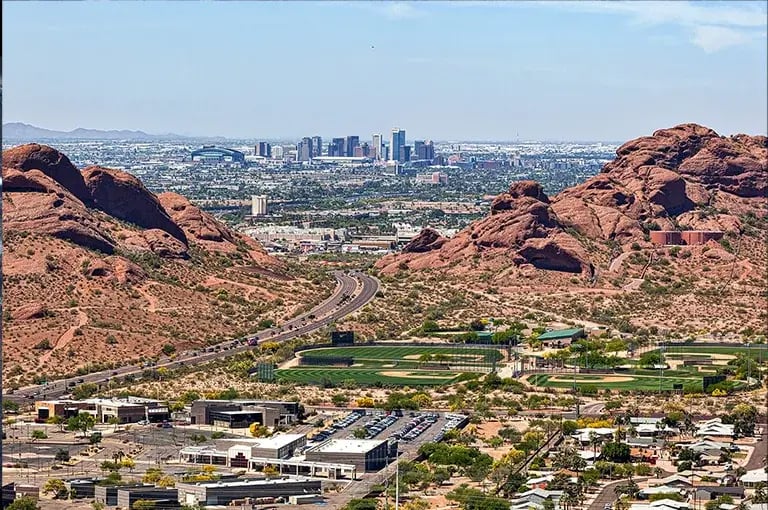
[658,341,665,394]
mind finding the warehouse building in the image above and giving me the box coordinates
[176,477,320,507]
[305,439,390,472]
[190,400,300,428]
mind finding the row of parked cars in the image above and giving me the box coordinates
[361,414,399,439]
[391,413,439,442]
[433,413,468,443]
[310,410,365,443]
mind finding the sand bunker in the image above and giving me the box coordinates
[380,371,452,379]
[548,375,635,383]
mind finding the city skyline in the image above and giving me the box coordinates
[3,1,766,140]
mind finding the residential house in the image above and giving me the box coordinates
[696,419,735,439]
[741,468,768,487]
[509,488,564,510]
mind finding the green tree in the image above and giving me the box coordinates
[602,442,631,463]
[66,412,96,437]
[6,497,40,510]
[47,415,65,432]
[108,416,120,432]
[43,478,68,499]
[31,430,47,440]
[55,449,71,462]
[342,499,378,510]
[639,351,662,368]
[3,400,20,412]
[143,467,164,484]
[161,343,176,356]
[133,501,157,510]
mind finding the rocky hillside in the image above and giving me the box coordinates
[378,124,766,276]
[2,144,326,385]
[375,124,767,335]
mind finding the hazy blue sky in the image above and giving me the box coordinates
[3,1,766,141]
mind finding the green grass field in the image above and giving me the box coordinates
[653,345,768,360]
[275,367,460,386]
[301,345,503,365]
[528,373,703,391]
[277,345,502,387]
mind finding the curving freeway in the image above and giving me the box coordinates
[4,270,379,403]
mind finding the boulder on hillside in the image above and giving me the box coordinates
[157,192,236,244]
[82,165,188,244]
[402,228,447,253]
[12,303,49,321]
[2,168,116,254]
[2,144,92,204]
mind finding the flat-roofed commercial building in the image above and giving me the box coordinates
[35,400,94,421]
[190,400,300,428]
[36,397,169,424]
[227,434,306,467]
[176,477,320,507]
[305,439,390,472]
[116,487,179,509]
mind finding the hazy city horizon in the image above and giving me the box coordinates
[4,1,766,141]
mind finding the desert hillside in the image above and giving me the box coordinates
[2,144,330,387]
[373,124,767,335]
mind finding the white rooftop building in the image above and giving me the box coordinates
[696,419,735,437]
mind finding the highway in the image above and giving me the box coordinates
[4,270,379,403]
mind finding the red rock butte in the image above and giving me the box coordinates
[377,123,767,276]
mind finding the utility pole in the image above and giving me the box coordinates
[747,342,751,388]
[395,460,399,510]
[659,342,664,394]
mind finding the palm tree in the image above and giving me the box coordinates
[560,492,575,510]
[589,431,601,460]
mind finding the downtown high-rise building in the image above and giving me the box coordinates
[402,145,411,163]
[329,138,345,157]
[390,128,406,162]
[311,136,323,157]
[297,137,313,162]
[344,135,360,157]
[414,140,435,161]
[372,134,383,160]
[256,142,272,158]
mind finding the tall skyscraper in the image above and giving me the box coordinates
[372,134,383,160]
[330,138,345,157]
[345,135,360,157]
[413,140,435,161]
[298,137,313,162]
[413,140,425,160]
[256,142,272,158]
[390,128,405,161]
[272,145,284,159]
[311,136,322,157]
[424,140,435,161]
[361,142,371,157]
[402,145,411,163]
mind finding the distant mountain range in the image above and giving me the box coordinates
[3,122,229,142]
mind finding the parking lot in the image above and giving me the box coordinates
[303,410,468,459]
